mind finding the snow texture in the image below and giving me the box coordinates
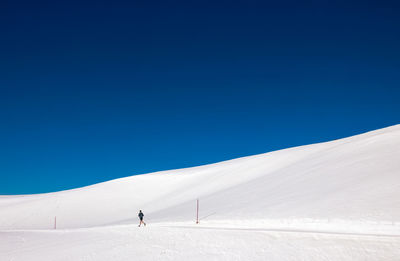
[1,125,400,260]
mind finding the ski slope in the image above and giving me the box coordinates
[1,125,400,260]
[2,225,400,261]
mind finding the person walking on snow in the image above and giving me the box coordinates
[138,210,146,227]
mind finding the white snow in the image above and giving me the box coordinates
[1,125,400,260]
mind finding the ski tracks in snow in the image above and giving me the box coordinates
[2,224,400,261]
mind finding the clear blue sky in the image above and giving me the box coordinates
[1,0,399,194]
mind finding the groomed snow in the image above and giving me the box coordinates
[2,224,400,261]
[1,125,400,260]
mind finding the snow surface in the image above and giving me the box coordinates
[1,125,400,260]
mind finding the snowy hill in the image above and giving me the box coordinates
[1,125,399,233]
[1,125,400,261]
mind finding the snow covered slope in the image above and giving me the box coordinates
[2,125,400,261]
[1,125,400,234]
[2,225,400,261]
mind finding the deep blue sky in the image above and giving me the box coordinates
[1,0,399,194]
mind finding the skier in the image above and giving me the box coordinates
[138,210,146,227]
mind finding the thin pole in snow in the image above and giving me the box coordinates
[196,199,199,224]
[54,216,57,230]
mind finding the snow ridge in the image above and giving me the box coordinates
[1,125,399,234]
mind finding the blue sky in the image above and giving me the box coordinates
[1,0,399,194]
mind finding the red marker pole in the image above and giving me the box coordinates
[196,199,199,224]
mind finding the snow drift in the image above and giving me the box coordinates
[1,125,400,234]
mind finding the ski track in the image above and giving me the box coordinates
[163,224,400,238]
[1,224,400,261]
